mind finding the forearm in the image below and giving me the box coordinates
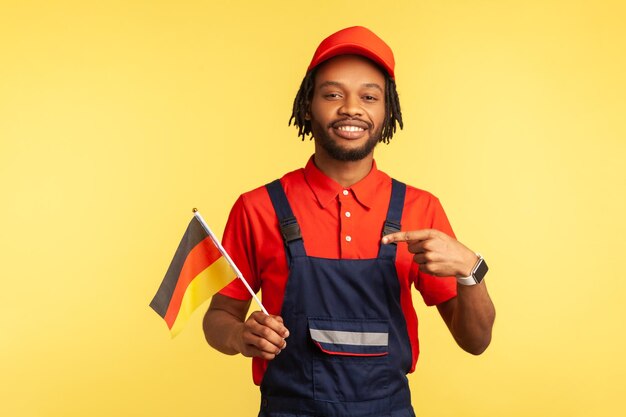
[203,306,246,355]
[446,281,496,355]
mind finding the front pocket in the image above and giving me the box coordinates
[309,318,389,402]
[308,318,389,356]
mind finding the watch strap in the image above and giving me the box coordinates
[456,275,478,286]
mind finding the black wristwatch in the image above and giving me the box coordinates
[456,254,488,286]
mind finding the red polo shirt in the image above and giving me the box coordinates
[219,156,457,385]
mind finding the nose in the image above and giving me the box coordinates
[338,94,362,117]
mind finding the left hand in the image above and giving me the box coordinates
[382,229,477,277]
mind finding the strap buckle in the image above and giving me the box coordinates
[280,217,302,243]
[382,220,401,241]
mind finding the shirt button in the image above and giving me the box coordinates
[342,190,349,196]
[345,235,352,242]
[345,211,351,218]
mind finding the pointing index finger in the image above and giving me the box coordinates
[382,229,436,244]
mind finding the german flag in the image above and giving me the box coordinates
[150,216,233,337]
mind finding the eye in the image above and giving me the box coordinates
[363,95,378,102]
[324,92,342,100]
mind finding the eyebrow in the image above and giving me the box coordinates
[318,81,384,93]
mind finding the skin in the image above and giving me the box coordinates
[308,55,385,187]
[203,54,495,360]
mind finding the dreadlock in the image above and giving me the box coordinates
[288,67,403,144]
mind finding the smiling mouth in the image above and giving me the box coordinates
[332,125,368,140]
[337,125,365,132]
[330,119,371,139]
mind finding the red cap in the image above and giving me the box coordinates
[307,26,395,78]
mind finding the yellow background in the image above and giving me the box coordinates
[1,1,625,416]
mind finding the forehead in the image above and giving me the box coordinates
[313,55,386,87]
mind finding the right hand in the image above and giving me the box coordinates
[235,311,290,360]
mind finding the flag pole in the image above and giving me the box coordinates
[192,208,269,316]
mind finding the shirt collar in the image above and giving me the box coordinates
[303,156,385,209]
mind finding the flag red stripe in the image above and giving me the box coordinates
[164,237,222,328]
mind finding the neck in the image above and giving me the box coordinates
[313,147,374,187]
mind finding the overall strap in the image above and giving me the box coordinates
[379,179,407,259]
[265,179,307,259]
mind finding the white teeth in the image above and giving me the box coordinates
[337,126,365,132]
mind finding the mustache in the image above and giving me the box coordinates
[328,118,372,130]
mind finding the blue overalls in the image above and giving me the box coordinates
[260,179,415,417]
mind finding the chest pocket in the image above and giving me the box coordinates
[308,318,390,402]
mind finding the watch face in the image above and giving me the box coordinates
[473,259,489,283]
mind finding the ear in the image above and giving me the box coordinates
[304,112,311,121]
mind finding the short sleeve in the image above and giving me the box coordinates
[218,195,260,300]
[415,197,458,306]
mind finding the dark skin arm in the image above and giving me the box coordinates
[203,293,289,361]
[382,229,495,355]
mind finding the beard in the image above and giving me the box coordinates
[312,121,382,162]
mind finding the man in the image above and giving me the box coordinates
[203,26,495,417]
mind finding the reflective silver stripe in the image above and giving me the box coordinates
[310,329,388,346]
